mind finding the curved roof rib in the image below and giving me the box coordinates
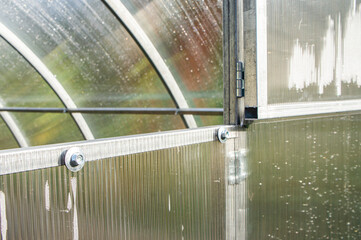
[0,22,94,140]
[103,0,197,128]
[0,100,28,148]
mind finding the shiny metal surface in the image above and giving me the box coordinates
[0,107,223,115]
[104,0,197,128]
[0,22,94,140]
[64,147,85,173]
[247,113,361,239]
[217,127,230,143]
[0,137,229,239]
[0,125,238,176]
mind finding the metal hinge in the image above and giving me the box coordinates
[236,61,245,98]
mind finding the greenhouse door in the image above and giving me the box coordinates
[0,126,246,239]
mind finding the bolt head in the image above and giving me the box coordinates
[217,127,229,143]
[70,153,84,167]
[64,147,85,172]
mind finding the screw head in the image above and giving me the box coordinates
[64,147,85,172]
[217,127,229,143]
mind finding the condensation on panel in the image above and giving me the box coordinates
[268,0,361,104]
[0,0,174,109]
[0,141,226,239]
[0,117,18,150]
[120,0,224,109]
[247,114,361,239]
[0,38,62,108]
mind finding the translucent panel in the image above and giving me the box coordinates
[83,114,185,138]
[0,141,226,239]
[0,0,174,108]
[120,0,223,108]
[267,0,361,104]
[194,115,223,127]
[11,113,83,146]
[0,117,18,150]
[0,38,62,107]
[247,113,361,239]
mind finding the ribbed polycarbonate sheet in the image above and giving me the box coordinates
[267,0,361,104]
[119,0,224,111]
[247,113,361,239]
[0,0,173,108]
[0,141,226,239]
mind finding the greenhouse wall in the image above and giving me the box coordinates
[0,0,360,239]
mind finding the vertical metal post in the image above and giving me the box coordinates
[225,130,247,240]
[235,131,247,239]
[224,0,245,126]
[236,0,245,126]
[224,1,247,239]
[223,0,238,125]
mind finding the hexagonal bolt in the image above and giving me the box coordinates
[69,153,84,167]
[64,147,85,172]
[217,127,230,143]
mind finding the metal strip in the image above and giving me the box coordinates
[0,125,238,176]
[0,22,94,140]
[223,0,238,125]
[0,101,28,148]
[103,0,197,129]
[0,107,223,115]
[256,0,268,108]
[258,99,361,119]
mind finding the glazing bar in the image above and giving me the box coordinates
[0,107,223,115]
[258,99,361,119]
[0,125,239,176]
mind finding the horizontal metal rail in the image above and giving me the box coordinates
[0,107,223,115]
[0,125,239,176]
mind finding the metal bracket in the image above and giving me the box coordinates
[236,61,245,98]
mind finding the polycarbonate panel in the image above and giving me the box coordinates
[0,117,18,150]
[120,0,223,109]
[267,0,361,104]
[0,38,62,108]
[83,114,186,138]
[194,115,223,127]
[11,113,83,146]
[0,141,226,239]
[0,0,174,108]
[247,113,361,239]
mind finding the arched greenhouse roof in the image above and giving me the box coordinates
[0,0,223,149]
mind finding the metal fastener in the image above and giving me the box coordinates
[217,127,229,143]
[64,147,85,172]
